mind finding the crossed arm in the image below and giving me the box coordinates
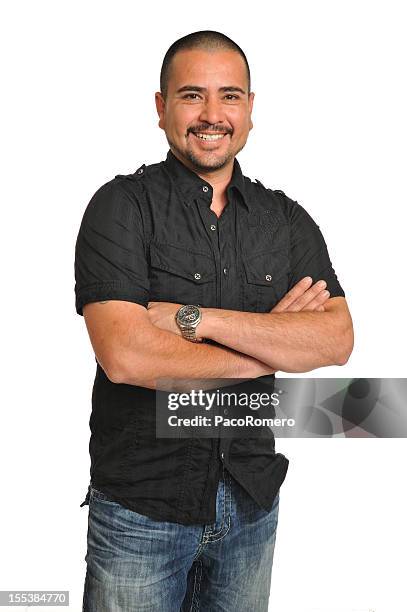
[147,277,354,373]
[83,276,354,389]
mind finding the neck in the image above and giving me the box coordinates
[170,147,234,209]
[198,168,232,207]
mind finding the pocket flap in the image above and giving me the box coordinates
[150,242,216,284]
[243,251,290,286]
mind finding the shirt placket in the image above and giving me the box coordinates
[195,205,221,309]
[217,207,233,310]
[195,192,232,510]
[196,203,234,310]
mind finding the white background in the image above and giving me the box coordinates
[1,1,406,611]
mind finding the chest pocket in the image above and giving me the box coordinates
[242,251,290,312]
[149,242,216,306]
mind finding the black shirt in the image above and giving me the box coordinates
[74,149,345,525]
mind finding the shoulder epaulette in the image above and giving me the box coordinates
[115,164,146,181]
[255,180,287,199]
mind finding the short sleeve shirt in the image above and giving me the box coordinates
[74,149,345,525]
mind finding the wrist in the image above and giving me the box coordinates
[196,308,219,341]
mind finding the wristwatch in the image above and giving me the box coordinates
[175,304,203,342]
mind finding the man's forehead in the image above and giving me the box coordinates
[172,49,246,74]
[170,48,247,81]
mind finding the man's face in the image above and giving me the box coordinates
[155,48,254,173]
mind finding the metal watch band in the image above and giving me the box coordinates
[181,326,200,342]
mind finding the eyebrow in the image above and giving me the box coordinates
[176,85,247,95]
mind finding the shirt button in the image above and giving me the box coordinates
[194,273,201,280]
[224,409,228,415]
[202,185,209,193]
[223,267,228,276]
[265,274,272,281]
[210,224,216,231]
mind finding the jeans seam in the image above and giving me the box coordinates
[204,488,225,538]
[206,469,232,542]
[82,568,88,612]
[189,558,202,612]
[204,465,227,540]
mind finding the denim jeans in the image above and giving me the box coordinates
[82,464,280,611]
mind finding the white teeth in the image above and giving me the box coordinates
[193,133,226,141]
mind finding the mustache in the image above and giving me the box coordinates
[188,125,232,135]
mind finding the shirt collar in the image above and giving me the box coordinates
[162,149,250,211]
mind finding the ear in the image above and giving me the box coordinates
[155,92,166,130]
[248,91,255,130]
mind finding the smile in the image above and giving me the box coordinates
[191,132,228,141]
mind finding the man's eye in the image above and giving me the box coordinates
[182,94,239,100]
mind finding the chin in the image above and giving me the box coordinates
[187,150,234,172]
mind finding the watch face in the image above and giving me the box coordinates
[178,304,200,326]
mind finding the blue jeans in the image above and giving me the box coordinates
[82,465,280,611]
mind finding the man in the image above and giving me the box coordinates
[75,30,353,612]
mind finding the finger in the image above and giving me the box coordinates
[271,277,313,313]
[283,281,328,313]
[302,290,330,311]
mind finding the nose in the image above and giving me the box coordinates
[198,95,226,127]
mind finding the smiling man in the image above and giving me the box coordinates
[75,30,353,612]
[157,46,252,177]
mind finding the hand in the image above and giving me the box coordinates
[271,277,330,313]
[246,277,330,377]
[147,301,183,335]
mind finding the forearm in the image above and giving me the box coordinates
[198,307,353,373]
[114,324,276,389]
